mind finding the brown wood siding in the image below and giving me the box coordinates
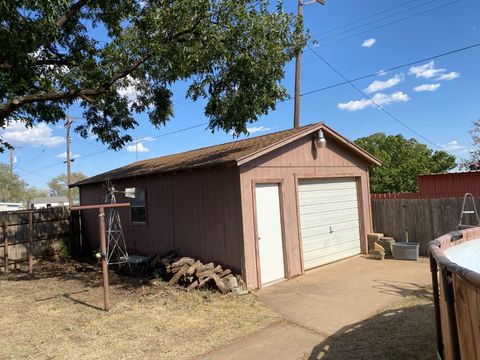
[239,134,373,289]
[79,167,244,272]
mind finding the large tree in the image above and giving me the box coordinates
[463,119,480,168]
[355,133,456,193]
[0,0,301,150]
[0,163,28,202]
[48,172,87,201]
[0,163,48,203]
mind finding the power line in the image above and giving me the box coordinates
[313,0,422,36]
[307,44,444,150]
[310,0,462,48]
[22,147,46,169]
[300,42,480,98]
[314,0,438,42]
[76,122,209,161]
[21,122,209,177]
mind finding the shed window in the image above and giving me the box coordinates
[131,189,147,224]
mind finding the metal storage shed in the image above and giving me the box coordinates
[75,122,381,289]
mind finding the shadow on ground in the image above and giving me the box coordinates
[1,259,148,290]
[307,287,436,360]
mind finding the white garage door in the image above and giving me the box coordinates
[298,178,361,270]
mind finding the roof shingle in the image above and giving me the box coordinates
[75,123,318,186]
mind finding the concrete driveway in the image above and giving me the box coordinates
[201,255,431,360]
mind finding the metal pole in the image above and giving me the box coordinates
[429,253,443,360]
[98,207,110,311]
[293,0,303,129]
[9,148,13,175]
[28,212,33,274]
[3,223,8,273]
[65,115,72,206]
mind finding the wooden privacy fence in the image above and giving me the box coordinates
[0,207,81,272]
[371,197,480,256]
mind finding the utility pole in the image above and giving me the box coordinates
[294,0,325,128]
[65,115,72,206]
[9,147,13,175]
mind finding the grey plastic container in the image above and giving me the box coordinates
[391,242,419,260]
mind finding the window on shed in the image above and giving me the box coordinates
[130,188,147,224]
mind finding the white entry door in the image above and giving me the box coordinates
[298,178,361,270]
[255,183,285,285]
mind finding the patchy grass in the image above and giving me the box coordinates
[307,286,436,360]
[0,260,280,359]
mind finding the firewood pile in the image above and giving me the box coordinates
[148,251,245,294]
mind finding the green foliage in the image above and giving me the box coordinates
[355,133,457,193]
[0,1,301,150]
[57,239,71,261]
[460,119,480,169]
[24,187,49,204]
[0,163,27,202]
[0,163,48,204]
[47,172,87,202]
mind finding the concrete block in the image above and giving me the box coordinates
[379,237,395,256]
[367,233,384,252]
[369,250,385,260]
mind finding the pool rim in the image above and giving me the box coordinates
[428,230,480,288]
[428,227,480,360]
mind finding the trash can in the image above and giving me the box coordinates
[391,242,419,261]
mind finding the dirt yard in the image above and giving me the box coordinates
[0,260,279,359]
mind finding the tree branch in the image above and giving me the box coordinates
[0,55,151,119]
[0,20,204,119]
[56,0,90,28]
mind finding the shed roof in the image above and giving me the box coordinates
[74,122,381,186]
[30,196,69,204]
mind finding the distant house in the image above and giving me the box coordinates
[0,203,24,212]
[75,122,381,289]
[29,196,69,209]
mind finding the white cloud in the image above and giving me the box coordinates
[56,151,80,159]
[443,140,466,152]
[414,83,441,92]
[338,91,410,111]
[1,121,64,147]
[438,71,460,81]
[408,61,445,79]
[361,38,376,48]
[247,125,272,134]
[364,74,404,93]
[118,75,141,103]
[126,142,149,153]
[376,69,387,76]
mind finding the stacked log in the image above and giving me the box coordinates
[149,252,244,294]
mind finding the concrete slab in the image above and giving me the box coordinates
[200,321,324,360]
[258,255,430,336]
[201,256,431,359]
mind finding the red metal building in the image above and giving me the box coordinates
[371,171,480,199]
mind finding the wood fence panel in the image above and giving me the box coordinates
[372,197,480,256]
[0,207,72,271]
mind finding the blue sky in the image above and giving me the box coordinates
[2,0,479,190]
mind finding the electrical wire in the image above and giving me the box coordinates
[313,0,422,36]
[307,44,444,150]
[20,122,209,177]
[299,42,480,98]
[310,0,462,48]
[313,0,438,42]
[12,40,479,177]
